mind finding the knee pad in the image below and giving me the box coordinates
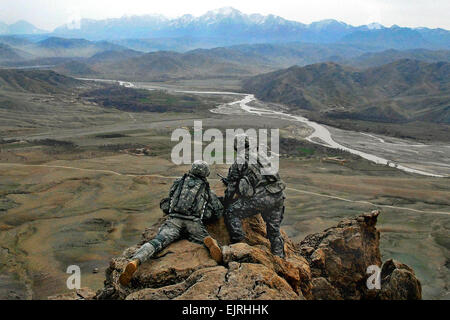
[149,237,164,252]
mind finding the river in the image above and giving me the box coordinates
[78,78,450,178]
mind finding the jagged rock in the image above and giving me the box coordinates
[93,210,421,300]
[222,242,311,298]
[299,210,383,299]
[377,259,422,300]
[297,210,421,300]
[215,262,301,300]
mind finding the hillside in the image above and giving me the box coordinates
[340,27,432,50]
[88,49,144,62]
[215,42,369,67]
[82,49,273,81]
[243,59,450,124]
[0,43,27,63]
[345,49,450,69]
[53,60,99,77]
[28,37,128,58]
[47,43,367,80]
[45,42,369,80]
[0,69,86,93]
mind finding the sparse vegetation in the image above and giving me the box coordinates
[82,85,215,113]
[95,133,129,139]
[30,139,76,148]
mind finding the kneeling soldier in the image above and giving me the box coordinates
[119,160,224,286]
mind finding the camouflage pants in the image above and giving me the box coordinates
[132,217,210,263]
[225,191,285,258]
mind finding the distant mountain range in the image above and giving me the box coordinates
[0,20,48,35]
[243,59,450,124]
[54,48,266,80]
[2,7,448,51]
[342,48,450,69]
[2,34,450,84]
[45,43,450,82]
[49,7,450,50]
[0,36,129,60]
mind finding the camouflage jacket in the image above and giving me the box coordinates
[160,174,224,222]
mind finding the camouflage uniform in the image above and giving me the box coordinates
[224,134,286,258]
[132,161,223,263]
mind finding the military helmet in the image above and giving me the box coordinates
[190,160,210,178]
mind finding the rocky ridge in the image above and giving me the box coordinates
[88,210,421,300]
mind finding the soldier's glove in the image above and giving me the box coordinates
[160,197,170,215]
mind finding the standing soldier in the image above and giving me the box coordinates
[119,160,224,286]
[223,133,286,258]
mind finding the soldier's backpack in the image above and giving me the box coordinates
[243,156,286,196]
[169,174,210,217]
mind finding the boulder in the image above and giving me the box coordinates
[377,259,422,300]
[299,210,383,299]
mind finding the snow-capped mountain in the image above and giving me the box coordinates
[25,7,450,50]
[366,22,385,30]
[53,7,346,42]
[309,19,350,30]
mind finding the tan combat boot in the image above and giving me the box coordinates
[204,236,223,264]
[119,259,140,286]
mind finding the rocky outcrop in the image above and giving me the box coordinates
[299,210,382,299]
[93,210,421,300]
[376,259,422,300]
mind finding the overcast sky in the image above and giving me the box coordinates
[0,0,449,31]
